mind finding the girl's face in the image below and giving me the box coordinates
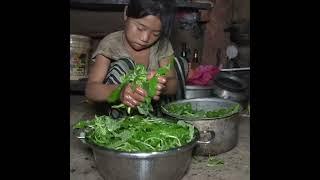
[124,15,162,51]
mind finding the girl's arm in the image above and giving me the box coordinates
[85,55,118,102]
[159,57,178,95]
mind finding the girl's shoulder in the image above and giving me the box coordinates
[92,31,129,60]
[152,38,174,59]
[99,31,124,46]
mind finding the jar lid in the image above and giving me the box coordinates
[70,34,91,44]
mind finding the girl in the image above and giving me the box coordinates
[85,0,178,115]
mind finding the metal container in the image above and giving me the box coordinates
[70,34,91,80]
[185,85,215,99]
[212,72,249,108]
[74,122,210,180]
[161,98,242,156]
[91,136,198,180]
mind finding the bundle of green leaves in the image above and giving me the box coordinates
[107,56,174,116]
[166,102,240,119]
[73,115,196,152]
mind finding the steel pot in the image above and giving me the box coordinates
[74,121,211,180]
[212,72,249,108]
[184,85,215,99]
[161,98,242,156]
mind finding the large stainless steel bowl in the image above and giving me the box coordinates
[75,123,207,180]
[161,98,242,156]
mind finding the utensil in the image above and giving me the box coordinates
[161,98,242,155]
[73,118,213,180]
[220,67,250,72]
[212,72,249,108]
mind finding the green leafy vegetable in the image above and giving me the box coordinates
[107,56,174,116]
[207,155,224,167]
[166,102,240,119]
[73,115,196,152]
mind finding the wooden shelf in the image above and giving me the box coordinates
[70,79,87,94]
[176,1,213,9]
[70,0,212,10]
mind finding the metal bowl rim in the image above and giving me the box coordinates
[161,97,242,121]
[87,129,199,158]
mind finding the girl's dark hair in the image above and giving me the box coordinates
[126,0,176,51]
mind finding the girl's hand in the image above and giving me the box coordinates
[120,84,147,108]
[147,70,167,101]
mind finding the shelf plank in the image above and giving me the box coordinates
[70,80,87,94]
[70,0,212,10]
[176,1,212,9]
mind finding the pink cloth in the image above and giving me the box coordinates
[187,65,220,86]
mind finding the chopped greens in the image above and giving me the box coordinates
[166,102,240,119]
[207,155,224,167]
[107,56,174,116]
[73,115,196,153]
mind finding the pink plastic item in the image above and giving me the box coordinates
[186,65,220,86]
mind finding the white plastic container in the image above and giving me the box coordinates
[70,34,91,80]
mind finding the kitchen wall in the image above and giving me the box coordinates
[201,0,250,66]
[70,8,204,60]
[70,9,124,56]
[233,0,250,23]
[70,0,250,66]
